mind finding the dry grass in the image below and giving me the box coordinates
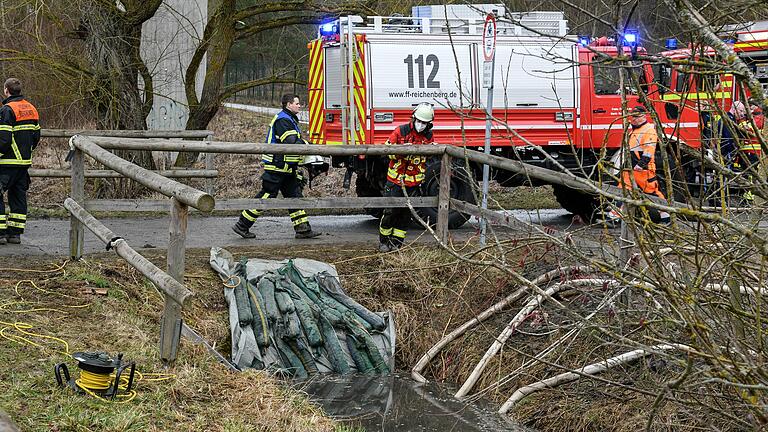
[0,242,748,431]
[0,255,336,432]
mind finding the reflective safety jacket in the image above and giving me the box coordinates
[262,109,306,173]
[738,110,764,154]
[0,95,40,166]
[385,121,433,187]
[628,122,658,173]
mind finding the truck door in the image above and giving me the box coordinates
[583,54,641,149]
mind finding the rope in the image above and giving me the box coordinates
[1,268,175,404]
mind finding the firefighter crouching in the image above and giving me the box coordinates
[232,94,325,239]
[606,106,670,224]
[0,78,40,245]
[378,103,435,252]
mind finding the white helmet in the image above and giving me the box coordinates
[301,155,329,166]
[413,103,434,122]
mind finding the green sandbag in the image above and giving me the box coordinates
[281,279,322,347]
[257,275,280,322]
[233,278,253,327]
[246,283,270,348]
[347,321,390,374]
[275,335,307,378]
[287,276,345,326]
[287,338,318,375]
[316,272,386,331]
[346,334,375,374]
[318,316,351,374]
[274,278,297,314]
[282,310,302,339]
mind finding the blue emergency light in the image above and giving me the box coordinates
[665,38,678,49]
[623,31,638,46]
[578,35,591,47]
[320,21,338,36]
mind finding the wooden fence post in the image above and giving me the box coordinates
[437,152,452,244]
[69,148,84,259]
[160,197,188,363]
[204,134,215,196]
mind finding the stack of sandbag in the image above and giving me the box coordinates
[210,248,393,377]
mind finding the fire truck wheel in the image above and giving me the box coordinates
[355,174,384,219]
[552,185,602,222]
[417,159,475,229]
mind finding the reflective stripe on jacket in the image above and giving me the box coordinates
[385,122,433,187]
[0,95,40,166]
[262,109,304,173]
[738,112,764,153]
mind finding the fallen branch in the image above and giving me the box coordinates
[498,343,691,414]
[411,266,593,383]
[454,278,616,399]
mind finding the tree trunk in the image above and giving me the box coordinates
[80,3,157,197]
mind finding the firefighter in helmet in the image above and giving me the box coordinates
[233,94,325,239]
[0,77,40,245]
[606,106,670,224]
[378,102,435,252]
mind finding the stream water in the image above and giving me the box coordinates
[295,373,532,432]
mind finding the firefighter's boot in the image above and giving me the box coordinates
[0,234,6,245]
[389,236,404,251]
[294,222,321,239]
[378,241,392,253]
[6,234,20,244]
[232,218,256,239]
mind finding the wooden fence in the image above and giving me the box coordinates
[61,131,674,363]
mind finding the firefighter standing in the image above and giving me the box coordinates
[378,103,435,252]
[735,98,765,202]
[232,94,321,239]
[606,106,669,223]
[0,78,40,245]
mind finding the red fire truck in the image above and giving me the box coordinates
[306,6,709,225]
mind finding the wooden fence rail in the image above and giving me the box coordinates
[64,198,192,362]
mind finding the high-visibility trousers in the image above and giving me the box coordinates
[620,169,666,200]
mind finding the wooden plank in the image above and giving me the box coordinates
[84,136,449,157]
[69,149,85,259]
[64,198,193,305]
[43,129,212,138]
[160,198,188,363]
[30,169,218,178]
[83,196,439,212]
[72,135,214,212]
[437,153,452,243]
[204,133,216,196]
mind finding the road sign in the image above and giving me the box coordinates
[483,14,497,61]
[482,60,494,89]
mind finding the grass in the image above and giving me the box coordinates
[1,239,732,432]
[0,257,337,432]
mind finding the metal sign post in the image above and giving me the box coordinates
[480,13,496,246]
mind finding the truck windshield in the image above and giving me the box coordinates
[593,62,648,95]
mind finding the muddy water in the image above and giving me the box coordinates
[295,373,531,431]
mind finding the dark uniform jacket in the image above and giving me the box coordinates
[0,94,40,166]
[262,108,305,173]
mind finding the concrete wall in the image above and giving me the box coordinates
[141,0,207,131]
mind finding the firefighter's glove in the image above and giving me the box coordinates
[634,155,651,171]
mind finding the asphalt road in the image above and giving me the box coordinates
[0,209,572,258]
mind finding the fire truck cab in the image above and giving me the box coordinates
[306,5,693,225]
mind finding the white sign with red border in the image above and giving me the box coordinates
[483,14,497,61]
